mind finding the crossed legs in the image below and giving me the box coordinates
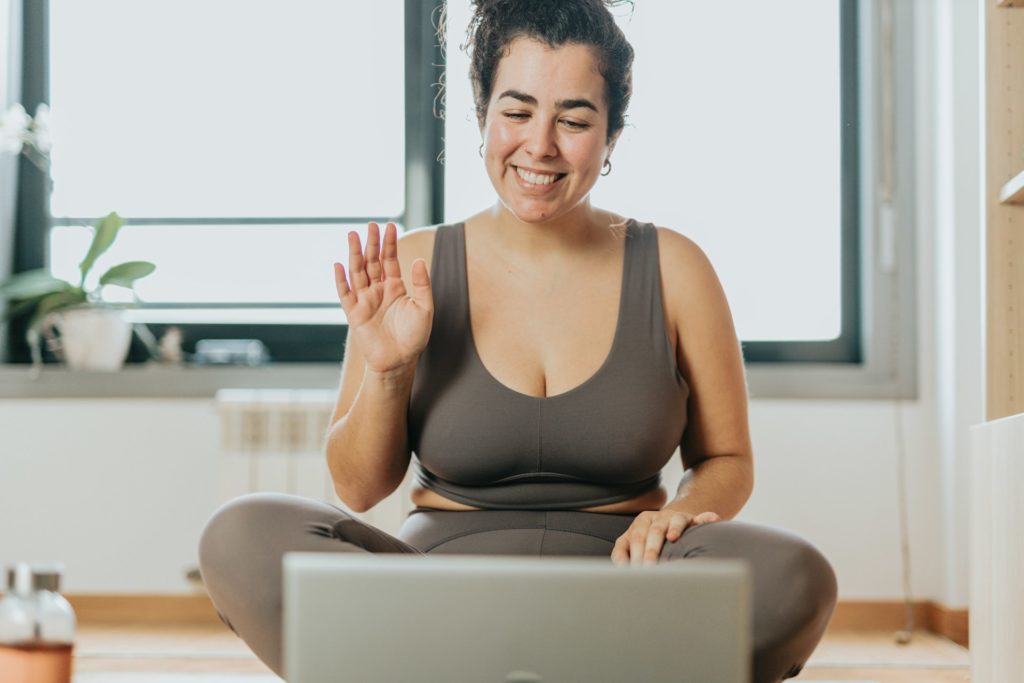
[198,492,836,682]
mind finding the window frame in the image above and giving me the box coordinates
[745,0,918,399]
[733,0,862,365]
[4,0,917,401]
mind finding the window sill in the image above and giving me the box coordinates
[0,362,341,399]
[0,360,915,400]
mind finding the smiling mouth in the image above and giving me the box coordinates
[514,166,567,187]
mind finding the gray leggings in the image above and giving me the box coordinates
[197,492,837,683]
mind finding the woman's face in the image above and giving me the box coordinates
[481,37,617,225]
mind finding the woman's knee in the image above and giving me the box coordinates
[661,521,838,635]
[771,534,837,633]
[735,525,837,667]
[753,536,837,681]
[199,493,273,583]
[198,492,326,585]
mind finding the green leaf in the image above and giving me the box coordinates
[3,294,49,323]
[24,288,87,344]
[0,269,71,300]
[98,261,156,288]
[78,212,124,284]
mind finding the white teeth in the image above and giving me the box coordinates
[515,166,559,186]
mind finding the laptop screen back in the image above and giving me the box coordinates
[284,553,751,683]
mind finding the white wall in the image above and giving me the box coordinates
[0,395,957,602]
[0,0,981,607]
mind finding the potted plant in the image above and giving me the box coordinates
[0,211,156,371]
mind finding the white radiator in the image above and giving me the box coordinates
[970,411,1024,683]
[214,389,414,537]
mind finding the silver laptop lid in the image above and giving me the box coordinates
[284,553,751,683]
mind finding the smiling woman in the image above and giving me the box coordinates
[482,40,615,225]
[197,2,838,682]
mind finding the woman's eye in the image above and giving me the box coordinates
[504,112,529,120]
[561,120,590,130]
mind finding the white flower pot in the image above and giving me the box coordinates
[51,307,132,371]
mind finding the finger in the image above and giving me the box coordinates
[381,223,402,280]
[365,221,382,283]
[348,231,369,290]
[333,262,356,311]
[693,512,721,526]
[610,536,630,566]
[409,258,433,311]
[643,523,668,566]
[629,524,650,567]
[665,513,690,542]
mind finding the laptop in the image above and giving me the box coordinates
[283,552,751,683]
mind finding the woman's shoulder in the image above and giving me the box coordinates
[395,222,466,283]
[398,224,438,247]
[398,220,471,262]
[651,225,718,283]
[649,224,730,329]
[395,225,439,285]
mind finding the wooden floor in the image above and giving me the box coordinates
[70,623,970,682]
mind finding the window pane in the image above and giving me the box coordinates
[49,1,405,218]
[443,1,842,342]
[49,222,391,318]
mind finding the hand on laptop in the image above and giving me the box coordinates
[610,510,721,567]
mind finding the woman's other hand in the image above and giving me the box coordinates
[333,222,434,374]
[610,509,721,567]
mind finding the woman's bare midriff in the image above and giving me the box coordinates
[409,483,669,513]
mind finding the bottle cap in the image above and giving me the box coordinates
[5,562,33,595]
[30,563,64,592]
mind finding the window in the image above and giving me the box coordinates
[8,0,443,363]
[444,0,918,398]
[8,0,917,399]
[444,0,859,363]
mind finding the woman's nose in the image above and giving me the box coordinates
[524,121,558,158]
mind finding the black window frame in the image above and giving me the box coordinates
[741,0,861,363]
[7,0,859,366]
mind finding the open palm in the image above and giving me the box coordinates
[333,222,433,374]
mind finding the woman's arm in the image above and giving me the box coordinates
[325,226,435,512]
[612,227,753,566]
[326,358,416,513]
[657,226,754,519]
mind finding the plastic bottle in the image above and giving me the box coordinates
[0,563,38,680]
[0,563,76,683]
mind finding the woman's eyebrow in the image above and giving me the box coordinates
[498,89,599,112]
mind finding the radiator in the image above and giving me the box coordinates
[214,389,414,537]
[970,411,1024,683]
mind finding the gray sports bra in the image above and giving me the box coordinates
[407,219,690,510]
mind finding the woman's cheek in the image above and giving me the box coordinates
[487,123,519,155]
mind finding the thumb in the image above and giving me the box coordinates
[694,512,720,525]
[409,258,433,309]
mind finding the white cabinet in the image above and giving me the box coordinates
[970,412,1024,683]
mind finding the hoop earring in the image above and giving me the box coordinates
[601,158,612,176]
[478,143,484,158]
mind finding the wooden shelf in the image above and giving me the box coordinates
[999,169,1024,204]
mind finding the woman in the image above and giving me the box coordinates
[198,1,837,681]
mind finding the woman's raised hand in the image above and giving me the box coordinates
[333,222,433,375]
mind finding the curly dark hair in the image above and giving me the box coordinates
[456,0,635,142]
